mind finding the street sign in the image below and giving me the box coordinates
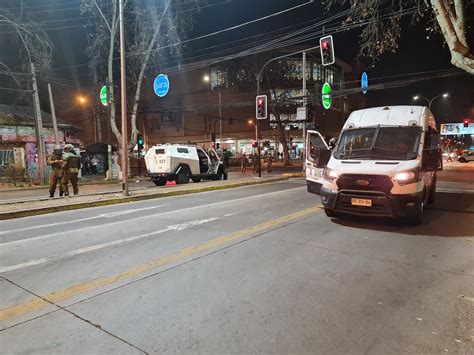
[361,72,368,94]
[153,74,170,97]
[296,107,307,121]
[100,85,108,106]
[321,82,332,110]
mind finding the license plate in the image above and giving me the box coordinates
[351,198,372,207]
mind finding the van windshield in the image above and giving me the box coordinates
[334,126,422,160]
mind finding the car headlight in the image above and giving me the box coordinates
[323,167,339,182]
[394,168,421,185]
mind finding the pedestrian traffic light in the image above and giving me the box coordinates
[319,35,335,66]
[463,119,470,128]
[252,141,258,148]
[256,95,267,119]
[137,133,144,152]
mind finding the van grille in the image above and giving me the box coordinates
[336,174,393,194]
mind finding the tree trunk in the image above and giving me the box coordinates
[431,0,474,74]
[268,88,290,166]
[129,0,172,150]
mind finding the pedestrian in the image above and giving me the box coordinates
[240,154,247,173]
[253,153,259,174]
[91,156,99,174]
[61,144,81,196]
[47,145,64,198]
[267,154,273,173]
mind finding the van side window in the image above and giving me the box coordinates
[177,148,189,154]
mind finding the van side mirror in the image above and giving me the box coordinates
[316,149,331,168]
[422,148,443,171]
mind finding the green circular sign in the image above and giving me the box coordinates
[322,82,332,110]
[100,86,108,106]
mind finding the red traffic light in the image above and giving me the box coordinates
[463,119,470,128]
[321,41,328,49]
[258,99,263,105]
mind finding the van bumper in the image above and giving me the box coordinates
[320,187,424,218]
[307,180,323,194]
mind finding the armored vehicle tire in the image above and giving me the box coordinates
[176,170,190,184]
[212,167,225,181]
[153,178,167,186]
[191,177,201,183]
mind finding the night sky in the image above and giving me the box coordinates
[1,0,473,123]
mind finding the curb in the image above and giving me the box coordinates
[0,177,288,221]
[282,172,305,178]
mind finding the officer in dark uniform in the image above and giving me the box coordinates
[61,144,81,196]
[47,145,64,198]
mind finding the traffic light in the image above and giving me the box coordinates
[319,35,335,66]
[216,143,220,150]
[252,141,258,148]
[463,119,470,128]
[137,133,144,152]
[256,95,267,119]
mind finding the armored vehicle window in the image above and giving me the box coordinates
[177,148,189,154]
[155,149,165,154]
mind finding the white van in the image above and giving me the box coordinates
[306,106,443,225]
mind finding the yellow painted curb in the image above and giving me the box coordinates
[282,172,305,177]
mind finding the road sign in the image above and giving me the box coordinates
[361,72,368,94]
[296,107,307,121]
[322,82,332,110]
[153,74,170,97]
[100,86,108,106]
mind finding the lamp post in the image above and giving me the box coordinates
[413,93,448,110]
[203,75,222,148]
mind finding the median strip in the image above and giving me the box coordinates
[0,177,288,220]
[0,205,322,323]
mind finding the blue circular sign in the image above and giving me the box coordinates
[154,74,170,97]
[361,72,368,94]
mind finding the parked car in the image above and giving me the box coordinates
[458,150,474,163]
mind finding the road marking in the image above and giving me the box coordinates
[0,205,169,236]
[0,218,219,273]
[0,205,321,322]
[0,186,305,246]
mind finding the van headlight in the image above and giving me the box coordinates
[323,167,339,182]
[394,168,421,185]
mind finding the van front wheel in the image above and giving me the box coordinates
[406,202,423,226]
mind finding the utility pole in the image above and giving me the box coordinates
[119,0,128,196]
[106,78,113,180]
[218,88,222,147]
[302,51,307,170]
[47,83,60,146]
[31,63,48,185]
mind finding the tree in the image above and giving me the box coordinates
[81,0,203,156]
[215,55,306,165]
[324,0,473,74]
[0,10,54,99]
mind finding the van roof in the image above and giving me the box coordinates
[343,106,435,130]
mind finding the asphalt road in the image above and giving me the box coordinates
[0,180,473,354]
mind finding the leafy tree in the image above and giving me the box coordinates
[324,0,473,74]
[81,0,203,154]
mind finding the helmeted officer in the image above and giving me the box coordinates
[47,145,64,198]
[61,144,81,196]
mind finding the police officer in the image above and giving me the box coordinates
[47,145,64,198]
[61,144,81,196]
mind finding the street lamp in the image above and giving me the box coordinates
[203,75,222,149]
[413,93,449,110]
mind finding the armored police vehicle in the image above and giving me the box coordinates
[145,144,227,186]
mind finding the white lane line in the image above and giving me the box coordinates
[0,205,168,235]
[224,212,241,217]
[0,218,219,273]
[0,186,305,247]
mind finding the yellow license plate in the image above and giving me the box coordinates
[351,198,372,207]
